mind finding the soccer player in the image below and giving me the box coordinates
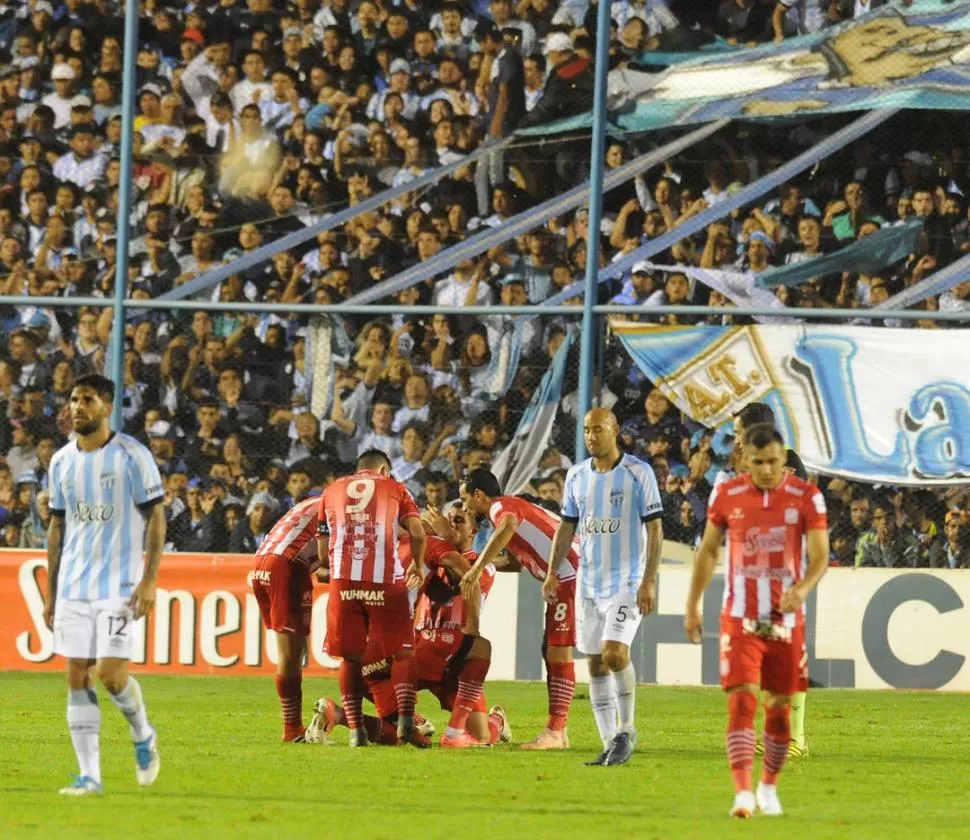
[43,374,165,795]
[716,401,812,759]
[312,504,511,748]
[460,469,579,750]
[546,408,663,766]
[250,495,324,742]
[685,425,829,819]
[318,449,426,747]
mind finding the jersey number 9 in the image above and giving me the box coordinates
[346,479,376,514]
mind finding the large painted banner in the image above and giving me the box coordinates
[605,2,970,132]
[613,321,970,485]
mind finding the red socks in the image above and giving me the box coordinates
[726,691,758,793]
[391,656,417,720]
[448,657,490,732]
[546,661,576,731]
[339,660,364,731]
[275,674,303,740]
[761,705,791,785]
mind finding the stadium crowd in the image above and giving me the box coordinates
[0,0,966,569]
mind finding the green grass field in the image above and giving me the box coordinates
[0,674,966,839]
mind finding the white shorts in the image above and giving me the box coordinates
[576,592,642,656]
[52,598,136,661]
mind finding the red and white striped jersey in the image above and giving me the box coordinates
[320,470,421,584]
[409,536,495,636]
[255,496,321,570]
[488,496,579,583]
[707,474,827,628]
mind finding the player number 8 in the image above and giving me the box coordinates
[553,602,568,623]
[346,479,376,514]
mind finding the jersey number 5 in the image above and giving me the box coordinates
[346,479,375,514]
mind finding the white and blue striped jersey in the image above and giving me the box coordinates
[561,454,663,599]
[48,433,164,603]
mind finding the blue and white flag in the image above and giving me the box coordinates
[614,320,970,486]
[492,327,577,494]
[757,219,924,288]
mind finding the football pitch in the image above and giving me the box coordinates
[0,674,965,839]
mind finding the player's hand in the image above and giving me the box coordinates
[541,573,559,606]
[779,583,808,613]
[684,606,703,644]
[637,578,656,616]
[460,564,482,599]
[405,561,422,590]
[130,578,157,619]
[43,596,55,630]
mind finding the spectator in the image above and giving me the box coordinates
[229,491,279,553]
[929,511,970,570]
[857,500,923,569]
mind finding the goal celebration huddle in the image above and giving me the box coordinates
[43,374,828,818]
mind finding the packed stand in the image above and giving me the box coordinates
[0,0,963,565]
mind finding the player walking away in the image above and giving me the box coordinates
[547,408,663,767]
[460,469,579,750]
[250,495,325,742]
[685,425,829,819]
[318,449,427,747]
[716,402,812,759]
[43,374,166,795]
[311,504,512,748]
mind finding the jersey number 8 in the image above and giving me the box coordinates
[553,602,568,623]
[346,479,376,514]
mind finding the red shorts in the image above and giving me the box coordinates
[250,554,312,636]
[367,632,488,718]
[719,616,806,696]
[325,579,414,660]
[544,577,576,648]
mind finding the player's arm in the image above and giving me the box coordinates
[460,513,516,597]
[542,517,577,605]
[638,517,663,615]
[441,551,480,636]
[685,520,724,643]
[43,511,65,630]
[404,514,426,588]
[131,501,166,619]
[780,527,829,613]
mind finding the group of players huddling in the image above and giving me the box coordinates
[43,373,828,819]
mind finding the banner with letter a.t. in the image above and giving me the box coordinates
[613,321,970,486]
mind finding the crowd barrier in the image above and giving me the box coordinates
[3,550,967,690]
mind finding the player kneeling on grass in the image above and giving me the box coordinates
[686,425,829,819]
[249,495,325,742]
[546,408,663,767]
[43,374,164,795]
[312,504,511,748]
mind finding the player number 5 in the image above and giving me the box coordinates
[345,479,375,514]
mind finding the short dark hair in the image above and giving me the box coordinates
[743,424,783,450]
[735,402,775,428]
[73,373,114,403]
[356,449,391,472]
[461,468,501,498]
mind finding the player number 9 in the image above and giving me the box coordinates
[346,479,376,514]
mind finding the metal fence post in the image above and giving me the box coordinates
[575,0,613,459]
[110,0,140,431]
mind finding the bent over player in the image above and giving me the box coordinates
[547,408,663,767]
[461,469,580,750]
[686,425,829,819]
[44,374,165,795]
[249,495,324,742]
[318,449,426,747]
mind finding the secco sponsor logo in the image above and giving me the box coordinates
[580,516,622,536]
